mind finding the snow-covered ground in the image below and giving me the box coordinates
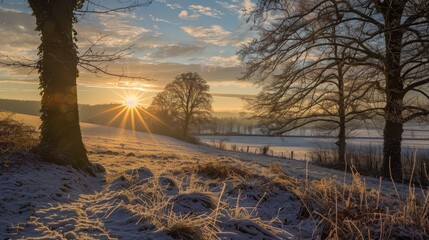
[1,114,427,239]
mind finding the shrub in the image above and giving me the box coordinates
[0,112,38,156]
[261,145,270,155]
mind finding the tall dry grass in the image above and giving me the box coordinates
[271,162,429,239]
[311,142,429,185]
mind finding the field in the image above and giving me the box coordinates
[1,114,428,239]
[198,126,429,160]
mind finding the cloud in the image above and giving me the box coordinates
[146,44,206,59]
[242,0,256,13]
[74,59,246,89]
[178,10,188,18]
[181,25,236,46]
[150,14,172,24]
[156,0,182,9]
[178,10,200,19]
[0,8,39,59]
[188,5,224,18]
[166,3,182,9]
[209,55,241,67]
[215,1,241,13]
[211,92,255,98]
[87,13,151,48]
[181,25,251,48]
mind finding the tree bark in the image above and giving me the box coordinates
[183,114,190,137]
[381,1,405,181]
[30,0,90,170]
[336,77,346,165]
[383,119,403,180]
[337,115,346,165]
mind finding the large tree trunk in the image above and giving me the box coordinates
[383,118,403,180]
[183,114,190,137]
[30,0,90,170]
[334,37,346,166]
[337,115,346,165]
[381,2,405,181]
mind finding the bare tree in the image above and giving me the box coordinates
[241,0,429,181]
[240,0,381,164]
[163,72,213,137]
[147,91,179,135]
[0,0,152,172]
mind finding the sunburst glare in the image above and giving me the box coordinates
[124,96,139,108]
[90,91,174,136]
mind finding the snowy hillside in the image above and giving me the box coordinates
[1,114,427,239]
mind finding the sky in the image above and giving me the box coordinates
[0,0,259,112]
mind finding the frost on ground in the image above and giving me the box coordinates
[0,114,428,239]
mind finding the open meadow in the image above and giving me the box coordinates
[1,114,428,239]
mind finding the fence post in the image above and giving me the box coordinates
[291,151,294,159]
[247,146,249,153]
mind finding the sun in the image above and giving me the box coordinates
[125,96,139,108]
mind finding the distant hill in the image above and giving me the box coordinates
[0,98,243,120]
[0,99,40,116]
[0,98,150,130]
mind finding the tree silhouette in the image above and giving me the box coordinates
[240,4,380,164]
[23,0,152,172]
[154,72,213,137]
[241,0,429,181]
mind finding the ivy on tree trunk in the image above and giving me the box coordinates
[29,0,91,170]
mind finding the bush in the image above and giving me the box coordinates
[261,145,270,155]
[0,112,38,156]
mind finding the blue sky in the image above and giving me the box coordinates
[0,0,258,111]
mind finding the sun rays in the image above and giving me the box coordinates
[90,91,174,136]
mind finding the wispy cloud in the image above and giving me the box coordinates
[188,5,224,18]
[146,43,206,59]
[0,9,39,59]
[215,1,241,14]
[156,0,181,8]
[181,24,251,48]
[211,92,255,98]
[181,25,235,46]
[166,3,182,9]
[91,13,151,48]
[150,14,172,24]
[210,55,241,67]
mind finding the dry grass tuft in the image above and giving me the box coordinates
[192,161,258,180]
[270,163,429,239]
[171,192,217,214]
[167,214,219,240]
[0,112,38,157]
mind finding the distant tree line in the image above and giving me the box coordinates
[196,116,256,135]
